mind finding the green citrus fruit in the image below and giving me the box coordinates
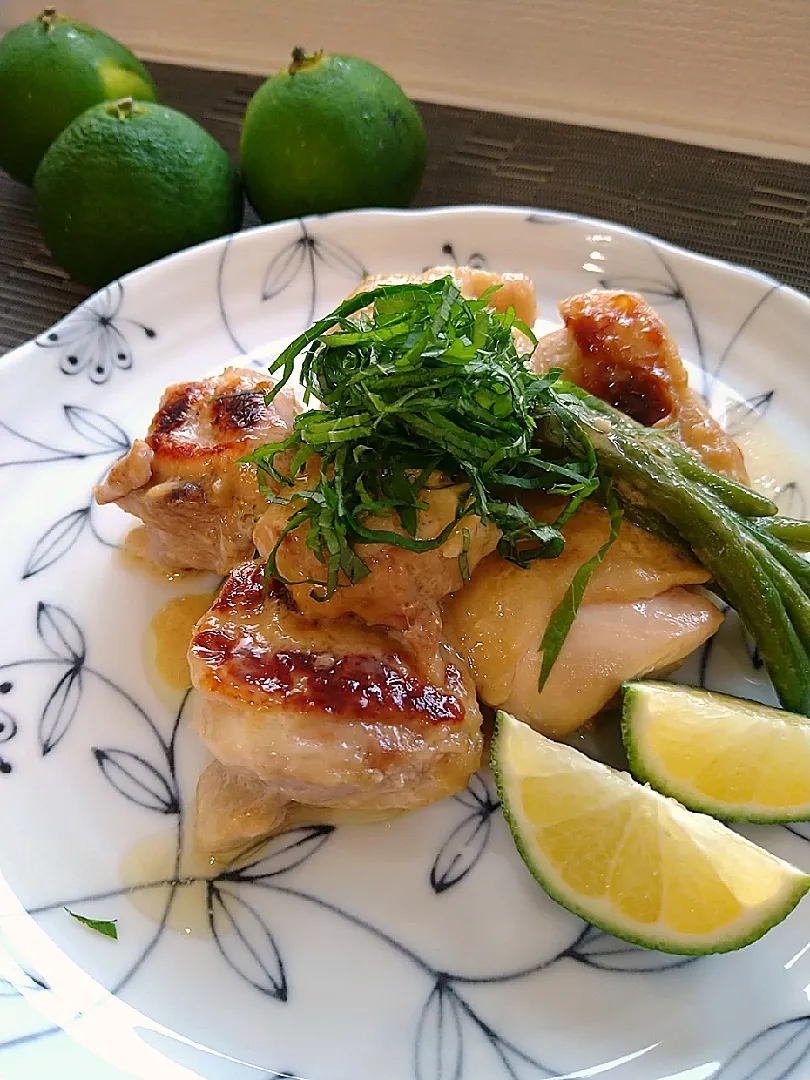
[492,710,810,955]
[34,98,242,288]
[0,8,159,185]
[622,681,810,823]
[240,48,427,222]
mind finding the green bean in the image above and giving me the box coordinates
[746,535,810,665]
[591,426,810,714]
[560,384,777,518]
[749,526,810,598]
[662,443,777,519]
[621,503,692,555]
[535,381,810,713]
[752,517,810,551]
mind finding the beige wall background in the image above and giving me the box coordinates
[3,0,809,161]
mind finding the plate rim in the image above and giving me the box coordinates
[3,203,808,366]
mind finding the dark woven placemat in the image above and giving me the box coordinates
[2,60,808,353]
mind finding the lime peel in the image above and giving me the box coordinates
[34,100,241,287]
[240,50,427,222]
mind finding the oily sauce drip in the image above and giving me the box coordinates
[148,592,217,690]
[120,821,227,939]
[121,588,219,934]
[120,803,405,937]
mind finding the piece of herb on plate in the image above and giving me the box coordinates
[65,908,118,940]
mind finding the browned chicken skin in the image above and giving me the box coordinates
[94,367,299,573]
[188,561,483,851]
[530,290,748,483]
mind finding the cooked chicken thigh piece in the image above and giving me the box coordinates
[188,561,483,823]
[498,592,722,735]
[352,265,537,325]
[253,478,501,670]
[443,498,723,736]
[195,760,288,855]
[529,290,748,482]
[94,367,299,573]
[194,759,404,856]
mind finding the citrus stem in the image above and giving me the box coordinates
[288,46,322,74]
[106,97,136,121]
[40,7,57,31]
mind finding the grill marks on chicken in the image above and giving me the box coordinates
[94,367,299,574]
[530,290,748,483]
[188,561,483,851]
[193,564,467,724]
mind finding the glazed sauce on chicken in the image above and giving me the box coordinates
[192,634,465,724]
[193,561,466,724]
[140,589,218,709]
[562,291,675,425]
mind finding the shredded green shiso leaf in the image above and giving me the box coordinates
[65,908,118,940]
[246,277,810,712]
[247,277,602,573]
[245,277,609,684]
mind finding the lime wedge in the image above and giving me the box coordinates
[492,710,809,954]
[622,681,810,823]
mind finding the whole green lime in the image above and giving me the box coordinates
[240,48,427,222]
[0,8,159,185]
[34,98,243,287]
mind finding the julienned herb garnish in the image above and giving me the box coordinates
[65,908,119,939]
[246,276,810,712]
[247,276,599,575]
[244,277,609,685]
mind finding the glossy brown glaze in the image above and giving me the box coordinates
[147,372,285,459]
[93,368,300,574]
[150,383,206,438]
[212,560,272,613]
[211,390,273,432]
[191,632,464,724]
[561,291,675,425]
[531,291,749,481]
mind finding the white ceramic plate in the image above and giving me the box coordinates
[2,206,810,1080]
